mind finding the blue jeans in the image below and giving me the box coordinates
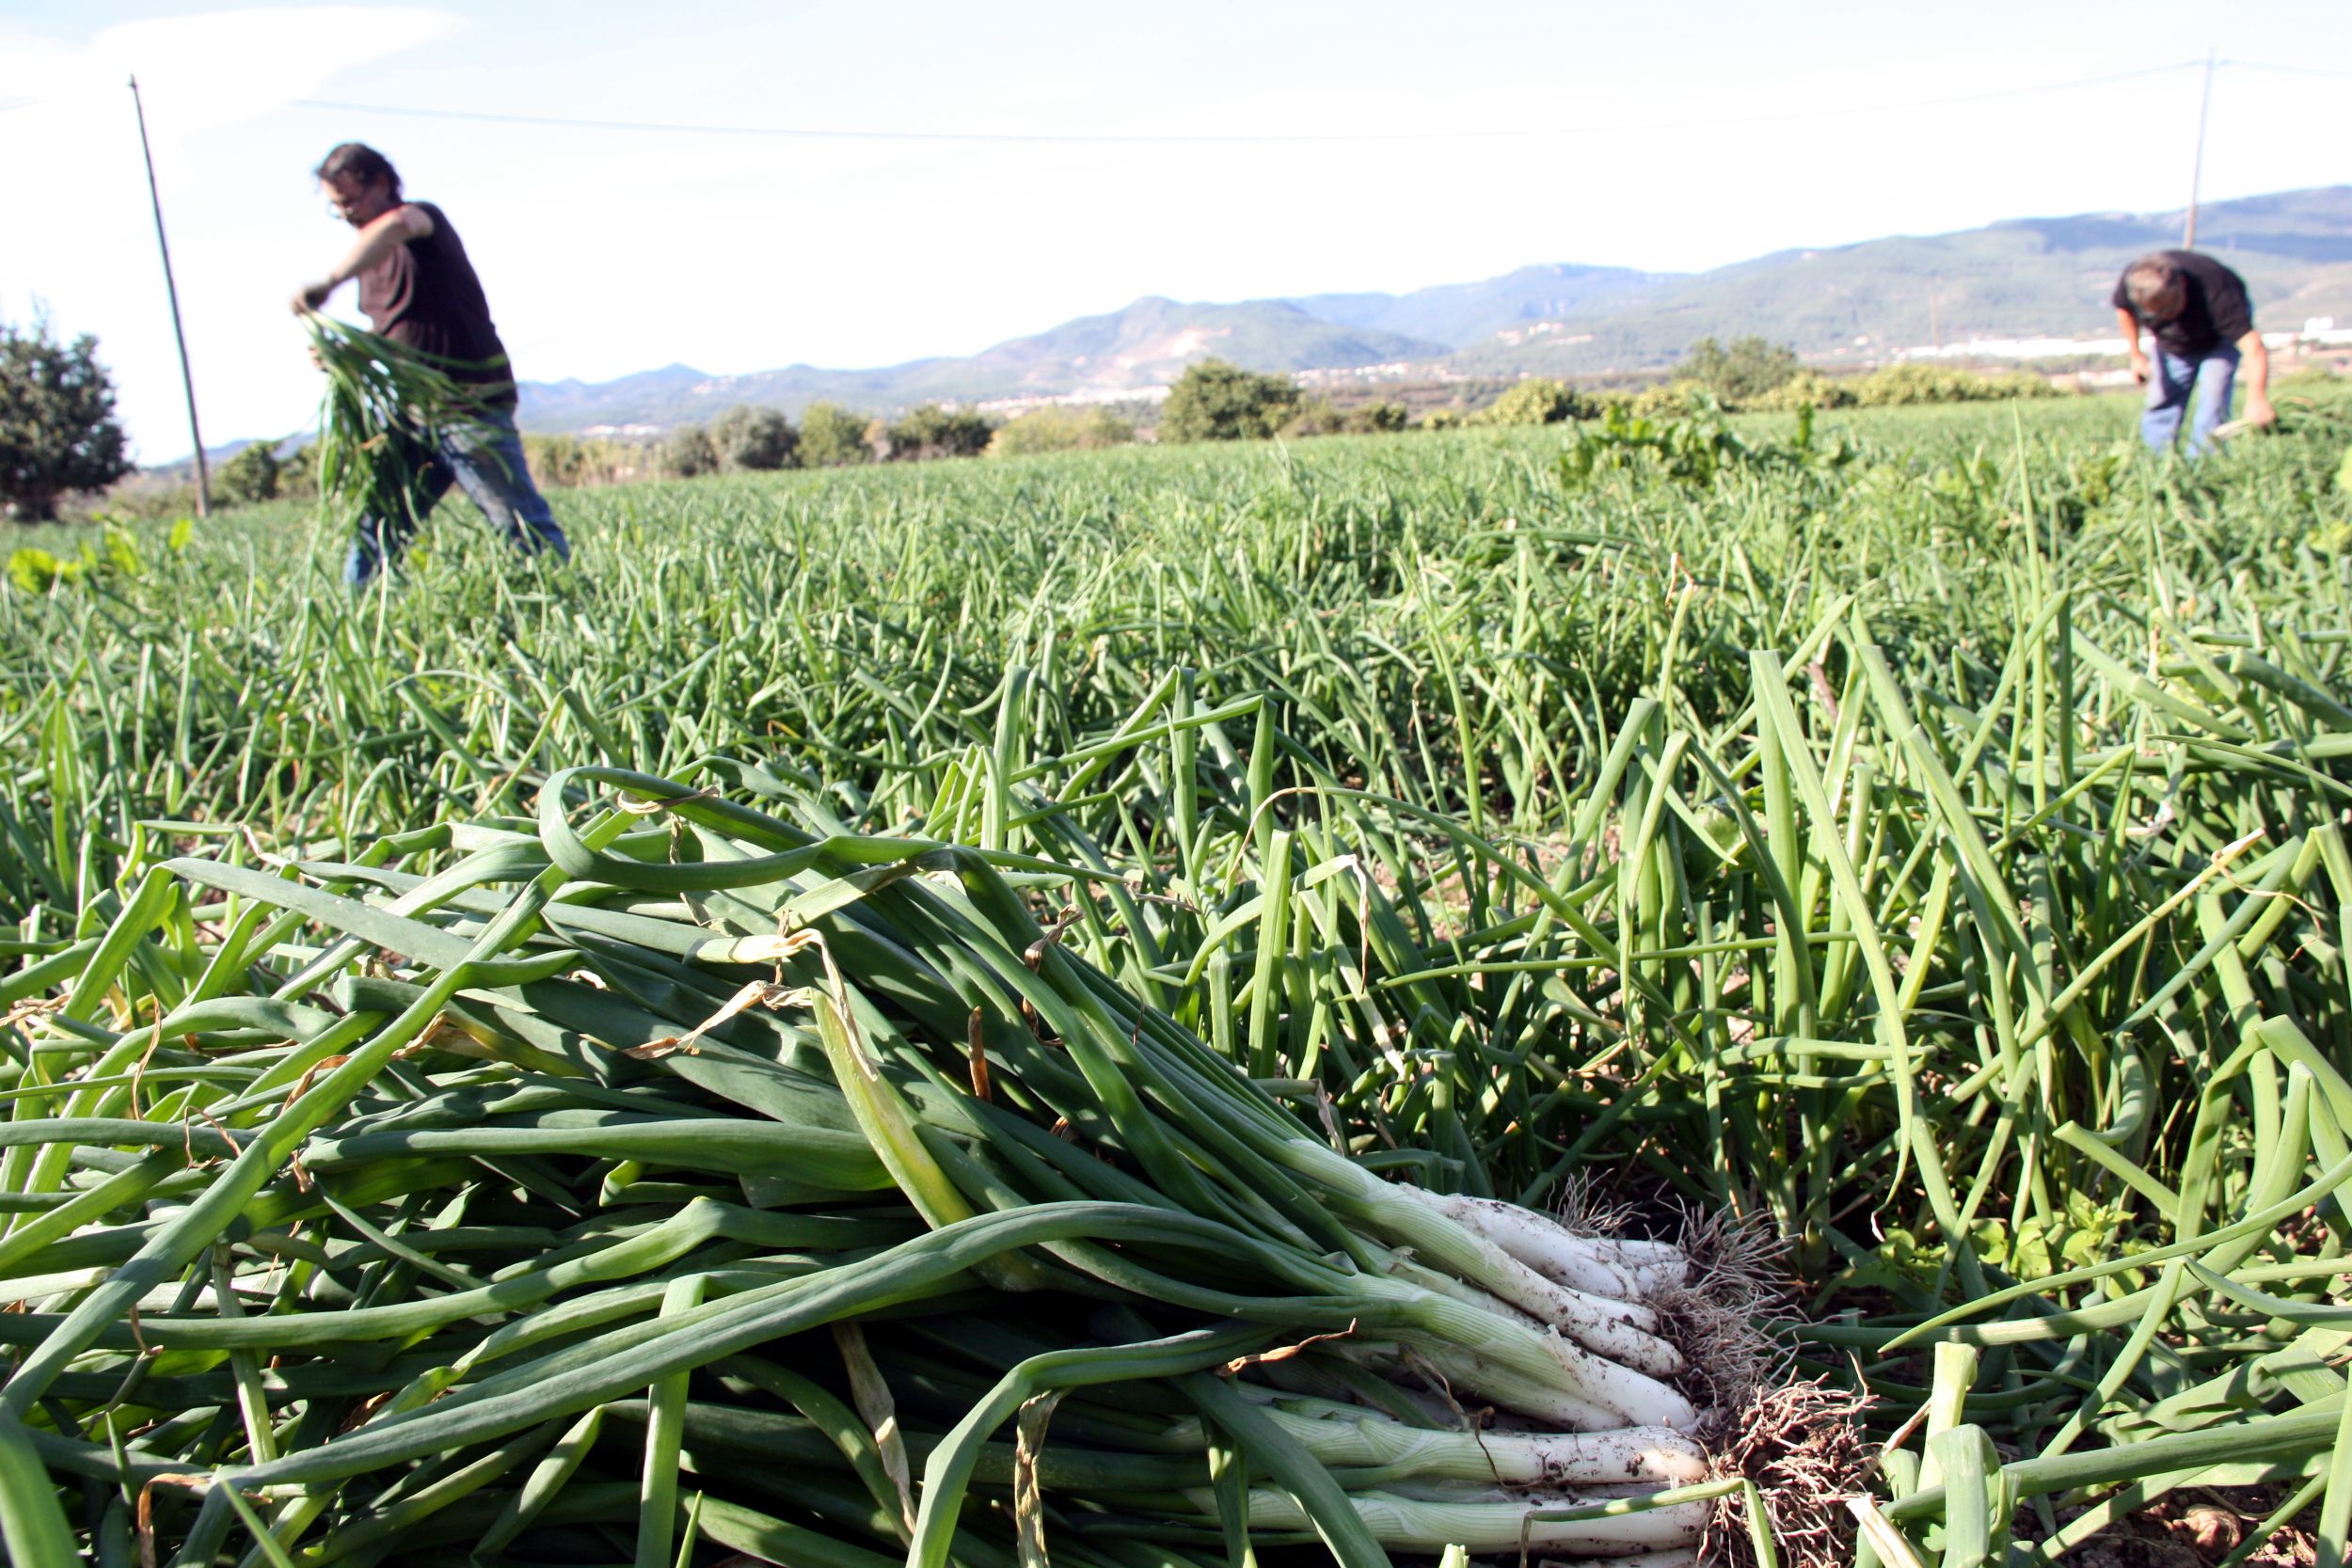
[2141,345,2238,457]
[344,408,570,587]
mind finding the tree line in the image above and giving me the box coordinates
[4,312,2085,521]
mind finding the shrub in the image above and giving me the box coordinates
[524,434,583,488]
[885,404,994,462]
[276,444,319,499]
[799,403,871,468]
[1475,377,1591,426]
[524,434,654,487]
[1849,365,2061,406]
[1629,382,1715,420]
[663,425,720,479]
[216,443,281,504]
[988,405,1136,457]
[709,404,799,470]
[1420,407,1465,431]
[1743,371,1855,412]
[1272,397,1413,439]
[1159,359,1301,443]
[1278,398,1347,438]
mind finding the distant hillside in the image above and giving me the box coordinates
[503,185,2352,436]
[515,300,1443,433]
[1438,186,2352,377]
[1285,263,1677,348]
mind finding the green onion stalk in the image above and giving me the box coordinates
[298,312,501,562]
[0,764,1756,1566]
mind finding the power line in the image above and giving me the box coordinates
[2216,58,2352,77]
[290,59,2219,148]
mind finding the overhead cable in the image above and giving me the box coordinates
[286,59,2222,147]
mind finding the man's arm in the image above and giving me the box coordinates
[2117,308,2148,384]
[2234,329,2274,427]
[290,205,435,314]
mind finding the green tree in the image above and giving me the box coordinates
[709,404,799,470]
[885,404,993,461]
[987,405,1135,457]
[1158,359,1301,443]
[799,403,871,467]
[216,443,280,505]
[662,424,720,479]
[1678,337,1802,403]
[1,318,133,521]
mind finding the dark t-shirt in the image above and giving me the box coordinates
[357,201,516,407]
[2111,249,2254,360]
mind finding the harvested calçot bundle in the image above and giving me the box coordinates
[1,764,1777,1565]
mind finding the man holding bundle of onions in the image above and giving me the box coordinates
[2112,249,2276,458]
[292,142,569,586]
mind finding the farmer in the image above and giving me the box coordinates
[291,142,569,586]
[2111,250,2275,457]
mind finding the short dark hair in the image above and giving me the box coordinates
[2122,254,2181,310]
[314,143,401,198]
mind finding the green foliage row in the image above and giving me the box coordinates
[1458,355,2069,432]
[986,404,1136,457]
[1741,360,2070,410]
[660,401,1003,479]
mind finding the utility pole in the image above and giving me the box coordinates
[130,74,208,516]
[2183,48,2215,248]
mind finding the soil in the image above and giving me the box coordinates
[2031,1487,2322,1566]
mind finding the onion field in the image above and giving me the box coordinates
[5,393,2352,1567]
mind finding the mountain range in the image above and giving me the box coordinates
[506,184,2352,434]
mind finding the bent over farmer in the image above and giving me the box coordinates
[292,142,569,586]
[2112,249,2275,458]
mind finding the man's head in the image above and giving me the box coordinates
[315,143,402,228]
[2123,255,2187,324]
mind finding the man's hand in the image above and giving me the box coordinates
[292,279,337,314]
[2234,329,2274,429]
[2115,308,2148,385]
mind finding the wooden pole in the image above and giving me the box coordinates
[129,74,209,516]
[2183,48,2215,249]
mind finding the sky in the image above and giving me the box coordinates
[2,1,2346,462]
